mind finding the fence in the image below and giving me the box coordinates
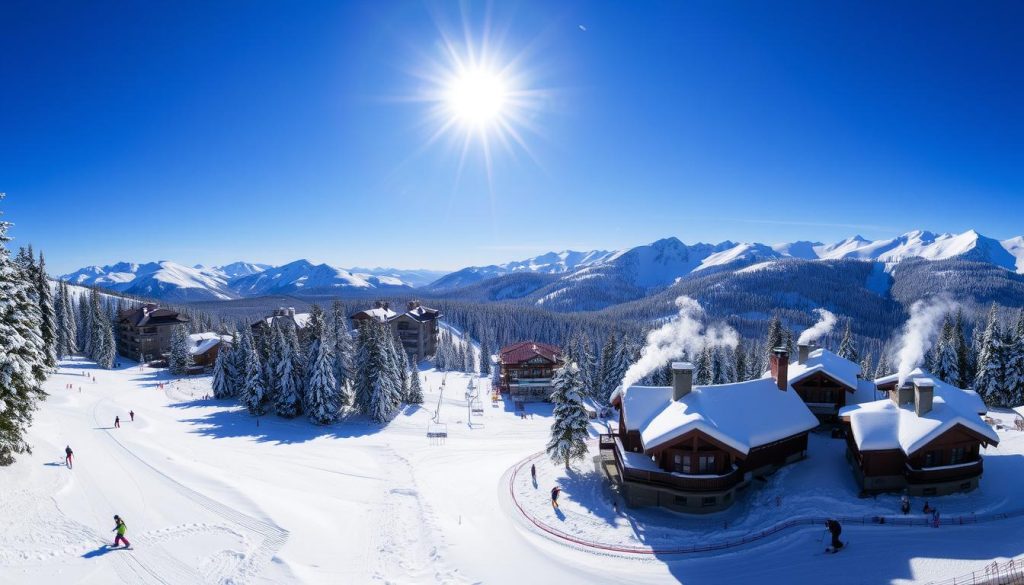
[507,452,1024,557]
[923,558,1024,585]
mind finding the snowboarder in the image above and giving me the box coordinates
[550,486,561,508]
[530,464,537,481]
[65,446,73,469]
[129,410,135,422]
[825,519,843,551]
[111,515,131,548]
[114,416,120,429]
[900,494,910,515]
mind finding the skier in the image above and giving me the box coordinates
[550,486,561,508]
[114,416,120,429]
[65,446,73,469]
[129,410,135,422]
[530,463,537,482]
[111,515,131,548]
[825,519,843,551]
[900,494,910,515]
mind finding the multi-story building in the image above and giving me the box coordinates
[498,341,564,402]
[350,300,441,359]
[116,303,190,362]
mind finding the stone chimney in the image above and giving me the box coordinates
[769,347,789,391]
[891,382,914,406]
[914,378,935,416]
[797,342,815,365]
[671,362,694,400]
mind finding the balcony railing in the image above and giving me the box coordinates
[603,434,743,493]
[906,459,983,484]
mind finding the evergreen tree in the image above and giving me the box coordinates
[331,301,354,406]
[765,314,784,361]
[859,353,874,380]
[734,338,748,383]
[0,197,47,465]
[407,357,424,404]
[239,329,270,416]
[274,326,302,418]
[874,353,892,379]
[695,345,713,385]
[954,310,973,384]
[168,323,193,375]
[353,324,374,413]
[211,343,233,399]
[934,316,961,387]
[974,304,1007,406]
[599,333,618,401]
[34,252,56,369]
[1007,310,1024,406]
[545,361,590,469]
[306,331,341,424]
[837,320,858,362]
[479,336,492,377]
[55,281,77,358]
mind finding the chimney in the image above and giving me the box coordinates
[769,347,789,391]
[407,300,421,311]
[914,379,935,416]
[892,382,914,406]
[797,342,815,365]
[671,362,694,400]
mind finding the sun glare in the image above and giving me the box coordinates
[445,68,509,127]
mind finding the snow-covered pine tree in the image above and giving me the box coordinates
[168,323,193,375]
[934,316,961,388]
[734,338,748,383]
[837,320,858,362]
[274,325,302,418]
[745,343,764,381]
[306,331,340,424]
[97,313,116,369]
[227,327,247,394]
[396,344,410,401]
[79,292,94,358]
[599,333,618,400]
[479,336,492,377]
[874,353,891,380]
[695,345,713,385]
[33,252,56,369]
[239,328,269,416]
[55,281,77,358]
[975,304,1007,406]
[407,357,424,404]
[353,323,374,413]
[765,315,784,360]
[545,361,590,469]
[211,343,233,399]
[1007,310,1024,406]
[0,196,47,465]
[954,310,973,384]
[859,353,874,380]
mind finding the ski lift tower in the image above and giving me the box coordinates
[427,372,448,443]
[467,378,485,428]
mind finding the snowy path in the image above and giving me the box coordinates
[4,358,1024,584]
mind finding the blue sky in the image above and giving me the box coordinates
[2,1,1022,274]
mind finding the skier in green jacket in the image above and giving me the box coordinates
[112,515,131,548]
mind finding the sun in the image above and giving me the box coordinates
[444,67,509,128]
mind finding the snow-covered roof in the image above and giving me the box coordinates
[874,368,988,415]
[351,307,398,322]
[784,348,863,391]
[622,378,819,456]
[187,332,232,356]
[262,313,312,329]
[840,395,999,455]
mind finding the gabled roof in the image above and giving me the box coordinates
[621,378,819,456]
[118,304,189,327]
[839,396,999,455]
[499,341,562,366]
[350,307,398,322]
[874,368,988,415]
[785,348,863,391]
[403,305,440,322]
[187,332,232,356]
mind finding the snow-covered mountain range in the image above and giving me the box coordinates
[60,230,1024,303]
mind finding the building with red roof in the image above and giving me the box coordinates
[498,341,564,402]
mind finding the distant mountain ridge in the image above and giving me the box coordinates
[61,229,1024,304]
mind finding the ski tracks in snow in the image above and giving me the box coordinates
[369,446,475,585]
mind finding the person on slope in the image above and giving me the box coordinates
[111,515,131,548]
[129,410,135,422]
[114,416,120,429]
[825,519,843,551]
[65,446,73,468]
[531,463,536,482]
[551,486,561,509]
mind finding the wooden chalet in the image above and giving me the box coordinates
[602,348,819,513]
[350,300,441,359]
[497,341,564,402]
[187,333,233,368]
[786,343,879,423]
[839,371,998,496]
[116,303,190,363]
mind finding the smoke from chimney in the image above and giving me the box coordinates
[619,296,738,390]
[895,296,956,388]
[797,308,837,345]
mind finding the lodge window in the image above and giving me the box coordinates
[923,450,941,467]
[698,455,716,474]
[682,455,692,474]
[701,496,716,507]
[950,447,967,464]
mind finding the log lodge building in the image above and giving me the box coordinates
[604,346,1000,513]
